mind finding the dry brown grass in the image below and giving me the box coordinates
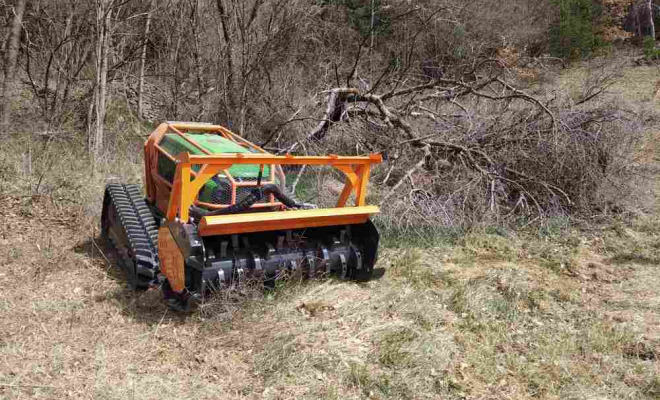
[2,181,660,399]
[556,47,660,108]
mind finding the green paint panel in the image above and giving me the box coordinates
[160,133,270,178]
[158,133,271,204]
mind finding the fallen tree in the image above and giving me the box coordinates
[272,63,646,235]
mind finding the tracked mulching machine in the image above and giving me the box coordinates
[101,122,382,311]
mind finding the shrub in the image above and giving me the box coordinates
[372,95,646,238]
[549,0,596,59]
[643,36,660,59]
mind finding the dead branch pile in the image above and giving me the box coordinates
[277,71,646,236]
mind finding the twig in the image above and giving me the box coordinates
[80,258,109,277]
[471,78,557,132]
[260,93,318,147]
[151,308,167,346]
[504,167,573,205]
[396,132,443,146]
[291,165,306,195]
[277,88,359,155]
[380,145,430,204]
[381,165,395,185]
[490,179,496,213]
[0,383,60,389]
[91,238,111,264]
[574,80,617,106]
[521,216,541,229]
[310,88,359,140]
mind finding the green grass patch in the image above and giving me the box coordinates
[376,220,466,248]
[376,326,419,368]
[387,249,457,288]
[344,363,407,398]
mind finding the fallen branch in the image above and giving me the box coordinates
[380,145,431,205]
[278,88,359,154]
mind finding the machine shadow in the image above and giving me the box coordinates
[371,268,386,280]
[73,237,386,324]
[73,237,186,325]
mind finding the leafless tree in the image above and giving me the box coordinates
[138,0,156,121]
[1,0,647,227]
[20,0,94,129]
[0,0,27,127]
[646,0,656,43]
[89,0,111,161]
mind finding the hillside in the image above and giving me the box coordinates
[1,49,660,399]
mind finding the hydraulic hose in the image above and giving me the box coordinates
[190,184,303,220]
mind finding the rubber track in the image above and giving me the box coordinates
[104,183,160,288]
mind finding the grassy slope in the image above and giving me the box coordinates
[1,53,660,400]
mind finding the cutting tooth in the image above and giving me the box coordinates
[319,245,330,271]
[207,246,216,260]
[339,253,348,279]
[220,241,228,258]
[236,268,245,286]
[266,243,276,260]
[351,244,363,270]
[253,253,263,271]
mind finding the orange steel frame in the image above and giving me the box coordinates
[144,123,383,224]
[198,206,381,236]
[145,122,284,213]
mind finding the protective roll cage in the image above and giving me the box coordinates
[144,122,383,233]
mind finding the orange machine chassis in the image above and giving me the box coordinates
[144,122,383,229]
[135,122,383,307]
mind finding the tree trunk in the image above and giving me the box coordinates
[215,0,238,126]
[190,0,205,104]
[171,31,182,119]
[636,5,643,39]
[0,0,28,127]
[138,0,156,121]
[90,0,111,161]
[50,5,74,120]
[647,0,656,42]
